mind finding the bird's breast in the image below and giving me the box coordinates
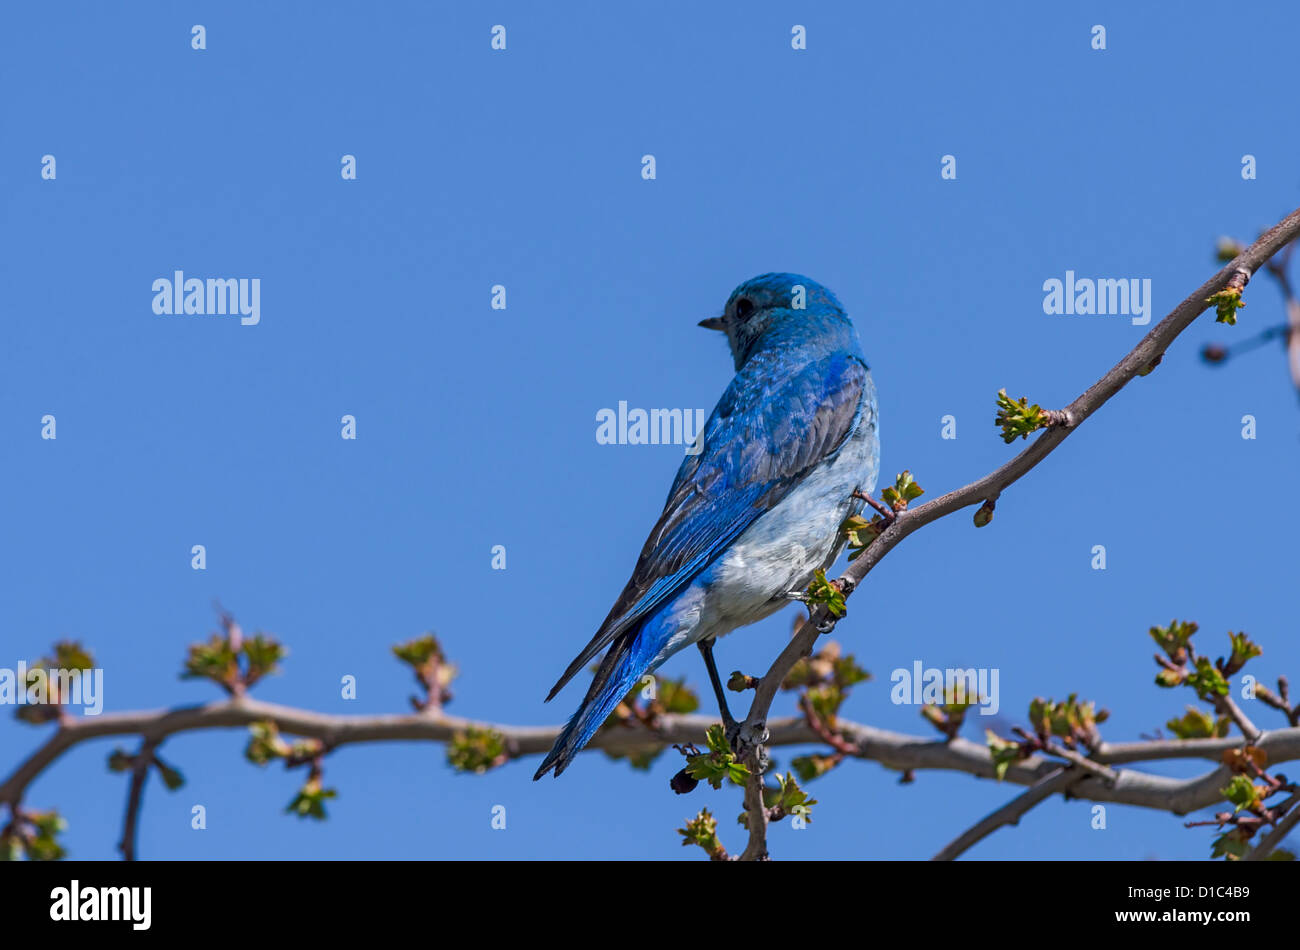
[698,405,879,637]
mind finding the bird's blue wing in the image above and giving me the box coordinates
[545,349,870,700]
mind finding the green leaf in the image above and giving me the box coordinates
[1149,620,1198,661]
[922,686,981,737]
[181,633,240,689]
[655,676,700,715]
[245,720,291,766]
[1206,288,1244,325]
[1027,694,1108,746]
[833,653,871,688]
[1211,830,1250,861]
[1220,774,1261,813]
[841,513,885,559]
[447,727,508,774]
[622,749,661,770]
[286,780,337,820]
[678,808,725,859]
[806,684,845,725]
[392,632,458,704]
[1188,657,1230,700]
[994,389,1053,443]
[1,835,21,862]
[763,772,818,822]
[156,761,186,791]
[986,730,1020,782]
[726,670,756,692]
[805,569,846,619]
[703,723,729,754]
[783,641,869,708]
[790,753,840,782]
[1226,631,1262,673]
[683,725,749,790]
[241,634,287,683]
[2,809,68,861]
[1215,237,1244,262]
[1166,706,1230,740]
[1155,668,1187,688]
[881,470,924,510]
[49,641,95,672]
[392,633,445,668]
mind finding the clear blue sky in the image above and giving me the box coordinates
[3,1,1299,860]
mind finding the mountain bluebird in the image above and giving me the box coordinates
[535,273,879,779]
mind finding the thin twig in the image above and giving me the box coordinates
[1043,743,1119,785]
[799,695,860,757]
[117,737,158,862]
[1245,792,1300,861]
[1215,694,1263,745]
[853,489,896,521]
[932,768,1082,861]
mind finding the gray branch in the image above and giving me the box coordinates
[5,700,1300,853]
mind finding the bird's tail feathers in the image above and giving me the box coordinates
[533,630,655,779]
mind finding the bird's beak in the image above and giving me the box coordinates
[698,315,726,331]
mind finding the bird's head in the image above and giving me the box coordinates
[699,273,850,369]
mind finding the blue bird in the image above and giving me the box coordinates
[535,274,879,779]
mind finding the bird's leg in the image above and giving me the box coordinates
[696,637,741,748]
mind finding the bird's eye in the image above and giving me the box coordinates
[734,298,754,320]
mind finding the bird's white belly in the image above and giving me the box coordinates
[642,397,879,671]
[696,410,879,642]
